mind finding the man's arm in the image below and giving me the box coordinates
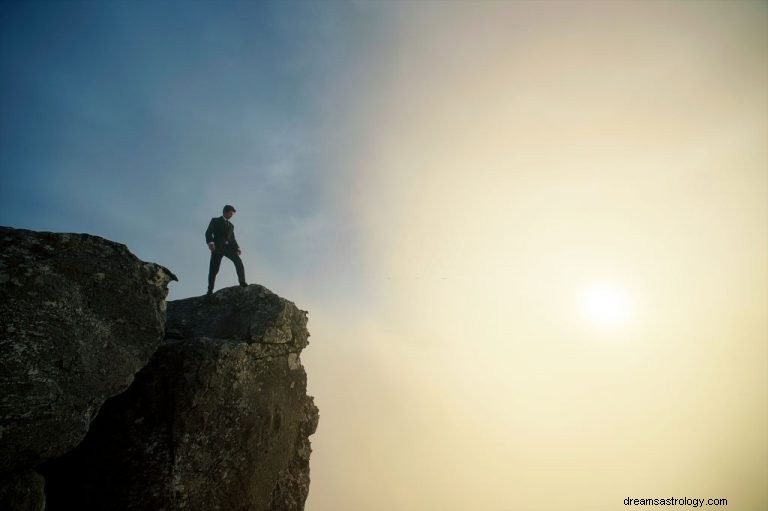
[231,224,240,252]
[205,218,216,249]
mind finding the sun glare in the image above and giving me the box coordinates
[580,282,633,328]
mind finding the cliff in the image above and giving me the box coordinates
[0,227,318,511]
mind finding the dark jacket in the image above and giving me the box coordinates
[205,217,240,251]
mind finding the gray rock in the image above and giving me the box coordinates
[165,285,310,347]
[42,285,319,511]
[0,226,177,474]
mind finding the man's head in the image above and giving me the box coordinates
[223,205,236,219]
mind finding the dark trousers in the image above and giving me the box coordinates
[208,248,246,291]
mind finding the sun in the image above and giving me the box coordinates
[580,282,633,328]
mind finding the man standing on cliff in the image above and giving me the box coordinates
[205,204,247,295]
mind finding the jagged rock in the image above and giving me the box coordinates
[42,285,319,511]
[0,226,177,476]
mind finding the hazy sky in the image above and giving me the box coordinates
[1,1,766,510]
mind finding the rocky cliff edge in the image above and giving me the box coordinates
[0,227,318,511]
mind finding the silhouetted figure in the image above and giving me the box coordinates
[205,205,247,295]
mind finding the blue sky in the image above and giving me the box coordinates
[0,0,393,302]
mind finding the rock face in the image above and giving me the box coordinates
[0,226,177,476]
[42,285,319,511]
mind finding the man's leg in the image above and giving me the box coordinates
[223,251,247,286]
[208,251,224,293]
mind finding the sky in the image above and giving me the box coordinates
[1,1,767,510]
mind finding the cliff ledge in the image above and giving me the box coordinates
[0,227,318,511]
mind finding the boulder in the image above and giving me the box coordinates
[0,226,176,475]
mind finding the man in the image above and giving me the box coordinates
[205,204,247,295]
